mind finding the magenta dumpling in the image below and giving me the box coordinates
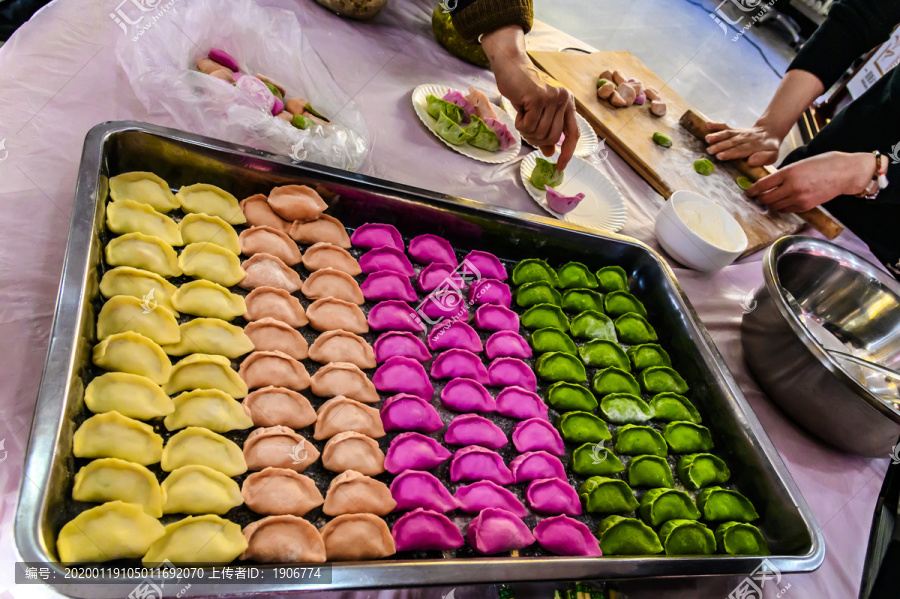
[392,508,465,551]
[381,393,443,433]
[474,304,520,332]
[545,188,585,215]
[390,470,458,512]
[442,90,475,115]
[417,263,462,293]
[208,48,240,72]
[368,300,427,333]
[466,508,534,554]
[512,418,565,456]
[351,223,404,251]
[449,446,513,485]
[534,515,601,556]
[526,478,582,516]
[360,247,415,276]
[374,356,434,399]
[510,451,567,483]
[461,250,508,281]
[361,271,418,302]
[408,234,457,266]
[495,386,549,421]
[419,293,468,322]
[374,332,432,364]
[440,378,496,413]
[488,357,537,391]
[430,349,489,384]
[444,414,507,449]
[467,278,512,308]
[385,432,451,473]
[485,331,532,360]
[454,480,527,518]
[428,320,483,353]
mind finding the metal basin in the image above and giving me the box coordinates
[742,236,900,456]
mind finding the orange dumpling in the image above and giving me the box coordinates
[300,268,364,304]
[289,215,351,248]
[243,426,319,472]
[239,194,290,233]
[239,254,303,293]
[242,467,324,516]
[239,350,310,391]
[309,362,379,403]
[314,396,385,440]
[243,318,309,360]
[323,470,396,516]
[306,298,368,334]
[321,431,385,476]
[244,287,308,328]
[308,330,375,369]
[302,242,361,275]
[320,513,395,561]
[242,386,317,429]
[267,185,327,222]
[241,515,326,563]
[239,226,303,266]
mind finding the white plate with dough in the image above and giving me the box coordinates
[501,96,599,158]
[520,149,627,233]
[412,83,522,164]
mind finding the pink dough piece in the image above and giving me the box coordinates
[374,332,431,363]
[512,418,565,456]
[368,300,427,333]
[350,223,404,251]
[361,272,418,302]
[454,480,527,517]
[390,470,458,512]
[449,446,513,485]
[473,304,520,332]
[484,331,531,360]
[467,278,512,308]
[510,451,567,483]
[466,508,534,554]
[359,247,415,276]
[408,234,457,266]
[381,394,443,433]
[374,356,434,399]
[487,357,537,391]
[495,386,549,420]
[526,478,582,516]
[461,250,507,281]
[534,515,601,556]
[384,432,451,473]
[444,414,507,449]
[430,349,489,384]
[427,320,483,353]
[392,508,464,551]
[439,378,495,413]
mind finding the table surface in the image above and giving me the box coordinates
[0,0,889,597]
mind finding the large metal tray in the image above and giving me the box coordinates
[15,122,824,597]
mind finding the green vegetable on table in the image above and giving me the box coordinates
[736,176,753,190]
[547,381,597,412]
[693,158,716,176]
[652,132,673,148]
[530,157,565,190]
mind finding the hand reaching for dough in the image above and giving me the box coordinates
[705,121,783,166]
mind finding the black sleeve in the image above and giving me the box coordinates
[448,0,534,42]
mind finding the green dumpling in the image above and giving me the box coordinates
[614,313,657,344]
[600,393,653,424]
[664,421,713,453]
[596,516,663,555]
[659,520,716,555]
[715,522,770,555]
[465,115,501,151]
[603,291,647,317]
[435,111,473,145]
[579,340,629,370]
[638,488,701,526]
[614,424,667,457]
[530,328,577,355]
[561,288,605,313]
[530,157,564,190]
[535,352,586,383]
[557,262,598,289]
[515,281,562,307]
[578,477,639,514]
[512,259,559,287]
[697,487,759,522]
[570,310,616,340]
[650,393,702,423]
[426,94,465,122]
[627,455,674,488]
[572,443,624,476]
[640,366,689,394]
[595,266,628,292]
[547,382,597,412]
[558,411,611,443]
[591,367,640,397]
[522,304,569,331]
[626,344,671,370]
[677,453,730,490]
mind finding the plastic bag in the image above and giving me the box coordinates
[116,0,369,171]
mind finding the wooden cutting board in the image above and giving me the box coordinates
[529,49,805,255]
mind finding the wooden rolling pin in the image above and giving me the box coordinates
[679,109,844,240]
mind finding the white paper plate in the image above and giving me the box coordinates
[520,149,627,233]
[501,96,599,158]
[412,83,522,164]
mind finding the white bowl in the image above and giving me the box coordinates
[654,191,748,271]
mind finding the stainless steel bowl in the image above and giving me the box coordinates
[742,236,900,456]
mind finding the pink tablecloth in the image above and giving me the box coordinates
[0,0,888,597]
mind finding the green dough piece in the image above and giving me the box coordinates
[530,328,577,355]
[431,6,491,68]
[650,393,702,424]
[614,424,668,457]
[627,454,675,488]
[614,313,658,344]
[465,115,501,152]
[535,352,586,383]
[572,443,624,476]
[652,132,673,148]
[531,157,565,190]
[697,487,759,522]
[578,477,639,514]
[600,393,653,424]
[640,366,689,394]
[547,382,597,412]
[664,421,713,453]
[677,453,730,490]
[579,340,629,370]
[512,259,559,287]
[736,176,753,191]
[426,94,465,123]
[263,82,284,101]
[570,311,616,341]
[603,291,647,317]
[595,266,628,292]
[591,367,640,397]
[627,344,672,370]
[596,516,663,555]
[291,114,314,130]
[715,522,770,555]
[515,281,562,307]
[693,158,715,176]
[659,520,716,555]
[596,78,614,89]
[304,103,329,121]
[561,288,605,313]
[557,262,598,289]
[638,488,701,526]
[435,111,473,145]
[521,304,569,331]
[558,411,611,443]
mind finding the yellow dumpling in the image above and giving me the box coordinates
[72,458,164,517]
[107,199,183,246]
[175,183,247,225]
[171,280,246,321]
[92,331,172,384]
[161,318,254,358]
[73,411,164,465]
[179,213,240,254]
[179,242,245,287]
[164,389,253,432]
[161,465,243,514]
[105,232,181,278]
[99,266,179,316]
[164,354,248,398]
[109,172,179,213]
[84,372,174,419]
[97,295,181,346]
[161,427,247,475]
[143,514,247,566]
[57,501,165,563]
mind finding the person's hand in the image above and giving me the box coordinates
[747,151,874,212]
[704,121,783,166]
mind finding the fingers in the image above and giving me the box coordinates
[706,121,729,132]
[532,100,559,144]
[539,145,556,157]
[746,171,784,197]
[747,150,778,167]
[556,104,579,170]
[705,129,738,145]
[516,105,542,137]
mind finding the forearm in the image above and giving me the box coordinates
[755,70,824,140]
[481,25,529,72]
[449,0,533,43]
